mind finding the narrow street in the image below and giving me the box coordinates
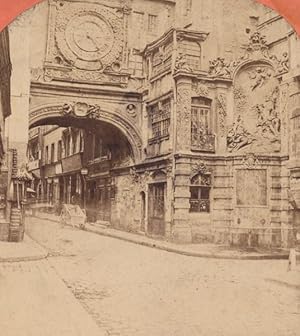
[23,217,300,336]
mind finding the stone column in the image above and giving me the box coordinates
[172,155,192,243]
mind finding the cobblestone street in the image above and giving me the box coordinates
[25,217,300,336]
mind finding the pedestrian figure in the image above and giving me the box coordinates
[287,248,296,272]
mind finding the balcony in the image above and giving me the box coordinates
[87,156,112,176]
[191,134,215,153]
[61,153,83,174]
[27,159,40,172]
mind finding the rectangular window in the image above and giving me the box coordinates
[65,134,71,157]
[45,146,49,164]
[130,12,145,48]
[191,97,214,151]
[149,99,171,141]
[79,132,84,152]
[57,140,62,161]
[50,143,55,163]
[148,14,157,33]
[152,42,172,76]
[93,136,106,159]
[133,11,144,37]
[181,40,201,70]
[72,134,77,155]
[190,186,210,213]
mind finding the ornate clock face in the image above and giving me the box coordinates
[65,14,114,63]
[54,3,124,74]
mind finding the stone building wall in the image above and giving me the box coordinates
[20,0,300,247]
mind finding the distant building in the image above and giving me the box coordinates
[0,27,14,241]
[0,27,12,169]
[23,0,300,247]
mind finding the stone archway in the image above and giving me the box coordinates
[29,102,142,162]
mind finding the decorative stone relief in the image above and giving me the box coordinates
[126,104,137,117]
[192,81,209,97]
[248,67,273,91]
[228,62,281,153]
[241,153,260,169]
[208,32,289,79]
[62,102,101,119]
[191,161,211,177]
[174,54,192,72]
[176,86,192,150]
[31,68,45,82]
[280,83,290,137]
[216,93,227,137]
[227,115,254,152]
[44,68,129,87]
[233,86,247,115]
[209,57,232,78]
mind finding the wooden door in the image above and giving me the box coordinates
[148,183,165,236]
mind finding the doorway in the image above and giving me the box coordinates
[148,183,166,236]
[140,191,146,232]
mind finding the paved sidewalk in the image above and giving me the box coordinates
[0,234,48,262]
[0,260,104,336]
[32,212,291,260]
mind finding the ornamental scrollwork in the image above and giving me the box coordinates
[61,102,101,119]
[216,93,227,137]
[241,153,260,169]
[191,161,211,177]
[208,31,289,79]
[177,86,192,150]
[192,81,209,97]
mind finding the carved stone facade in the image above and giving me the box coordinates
[20,0,299,247]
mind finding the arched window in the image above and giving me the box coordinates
[189,173,211,213]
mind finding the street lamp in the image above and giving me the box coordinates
[80,168,88,209]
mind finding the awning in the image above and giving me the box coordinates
[26,187,36,194]
[31,170,41,179]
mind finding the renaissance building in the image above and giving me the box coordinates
[23,0,300,247]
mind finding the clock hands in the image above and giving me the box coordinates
[85,32,100,51]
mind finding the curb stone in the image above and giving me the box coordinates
[30,214,289,261]
[86,226,289,261]
[0,235,49,263]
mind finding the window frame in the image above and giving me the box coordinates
[191,97,213,148]
[148,14,158,33]
[148,99,171,142]
[50,143,55,163]
[189,172,212,213]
